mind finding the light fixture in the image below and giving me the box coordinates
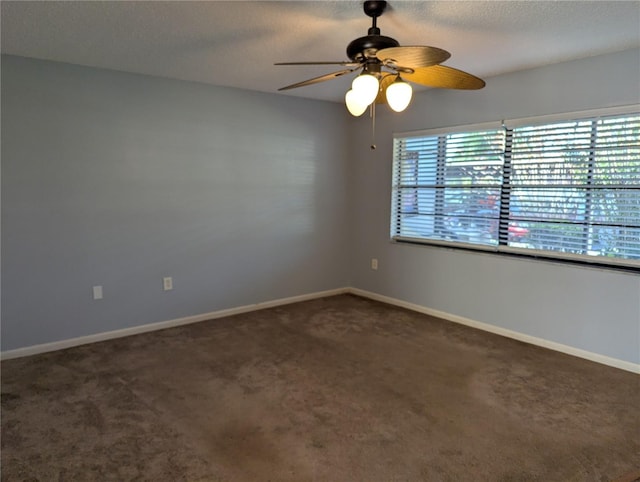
[345,89,368,116]
[386,76,413,112]
[345,70,381,116]
[344,71,414,116]
[351,72,380,107]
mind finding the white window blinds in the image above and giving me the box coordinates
[392,125,505,248]
[391,110,640,267]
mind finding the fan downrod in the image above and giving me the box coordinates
[346,0,398,61]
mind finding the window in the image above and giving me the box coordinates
[391,108,640,268]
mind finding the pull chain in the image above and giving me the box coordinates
[370,101,377,150]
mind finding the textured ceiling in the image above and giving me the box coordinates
[2,1,639,103]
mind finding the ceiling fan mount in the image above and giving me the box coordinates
[362,0,388,19]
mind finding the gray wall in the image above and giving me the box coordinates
[1,55,351,351]
[3,50,639,366]
[350,48,640,365]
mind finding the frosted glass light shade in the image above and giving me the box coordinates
[351,73,379,107]
[386,79,413,112]
[345,89,367,116]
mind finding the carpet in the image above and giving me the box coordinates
[2,294,638,481]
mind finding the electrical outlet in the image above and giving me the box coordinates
[371,258,378,270]
[93,285,103,300]
[163,277,173,291]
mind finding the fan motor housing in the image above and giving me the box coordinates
[346,35,399,61]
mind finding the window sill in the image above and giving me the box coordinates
[391,237,640,275]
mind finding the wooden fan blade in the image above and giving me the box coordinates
[377,46,451,69]
[276,61,362,67]
[375,73,397,104]
[278,68,357,91]
[403,65,485,90]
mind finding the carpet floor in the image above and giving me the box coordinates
[1,294,638,481]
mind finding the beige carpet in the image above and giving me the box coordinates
[1,294,638,481]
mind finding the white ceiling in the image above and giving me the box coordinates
[2,1,639,103]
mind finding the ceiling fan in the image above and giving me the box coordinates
[275,0,485,116]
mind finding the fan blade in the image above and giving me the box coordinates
[276,61,362,67]
[377,46,451,69]
[375,73,397,104]
[278,68,357,91]
[403,65,485,90]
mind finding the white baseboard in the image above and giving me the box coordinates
[3,286,638,374]
[0,288,349,361]
[349,287,640,374]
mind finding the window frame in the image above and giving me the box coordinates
[390,105,640,271]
